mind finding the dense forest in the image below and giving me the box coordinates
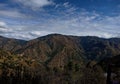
[0,50,106,84]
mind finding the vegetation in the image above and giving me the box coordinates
[0,34,120,84]
[0,50,107,84]
[0,50,44,84]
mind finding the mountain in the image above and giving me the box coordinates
[0,36,27,52]
[16,34,85,69]
[77,36,120,60]
[0,34,120,69]
[1,34,120,84]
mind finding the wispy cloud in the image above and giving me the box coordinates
[14,0,54,10]
[1,10,120,40]
[0,0,120,40]
[0,10,26,18]
[0,3,26,19]
[0,21,6,27]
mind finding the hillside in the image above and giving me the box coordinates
[0,36,27,52]
[0,34,120,84]
[16,34,120,68]
[0,34,120,69]
[99,55,120,71]
[0,49,46,83]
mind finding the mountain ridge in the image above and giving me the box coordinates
[0,34,120,69]
[0,34,120,83]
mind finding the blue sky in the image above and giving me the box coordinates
[0,0,120,40]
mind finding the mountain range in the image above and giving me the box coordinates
[0,34,120,84]
[0,34,120,69]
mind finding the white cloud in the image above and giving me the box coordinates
[27,11,120,39]
[30,31,53,36]
[16,0,54,10]
[0,10,26,18]
[63,2,70,8]
[0,2,120,40]
[0,21,14,36]
[0,21,6,27]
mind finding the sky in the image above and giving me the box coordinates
[0,0,120,40]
